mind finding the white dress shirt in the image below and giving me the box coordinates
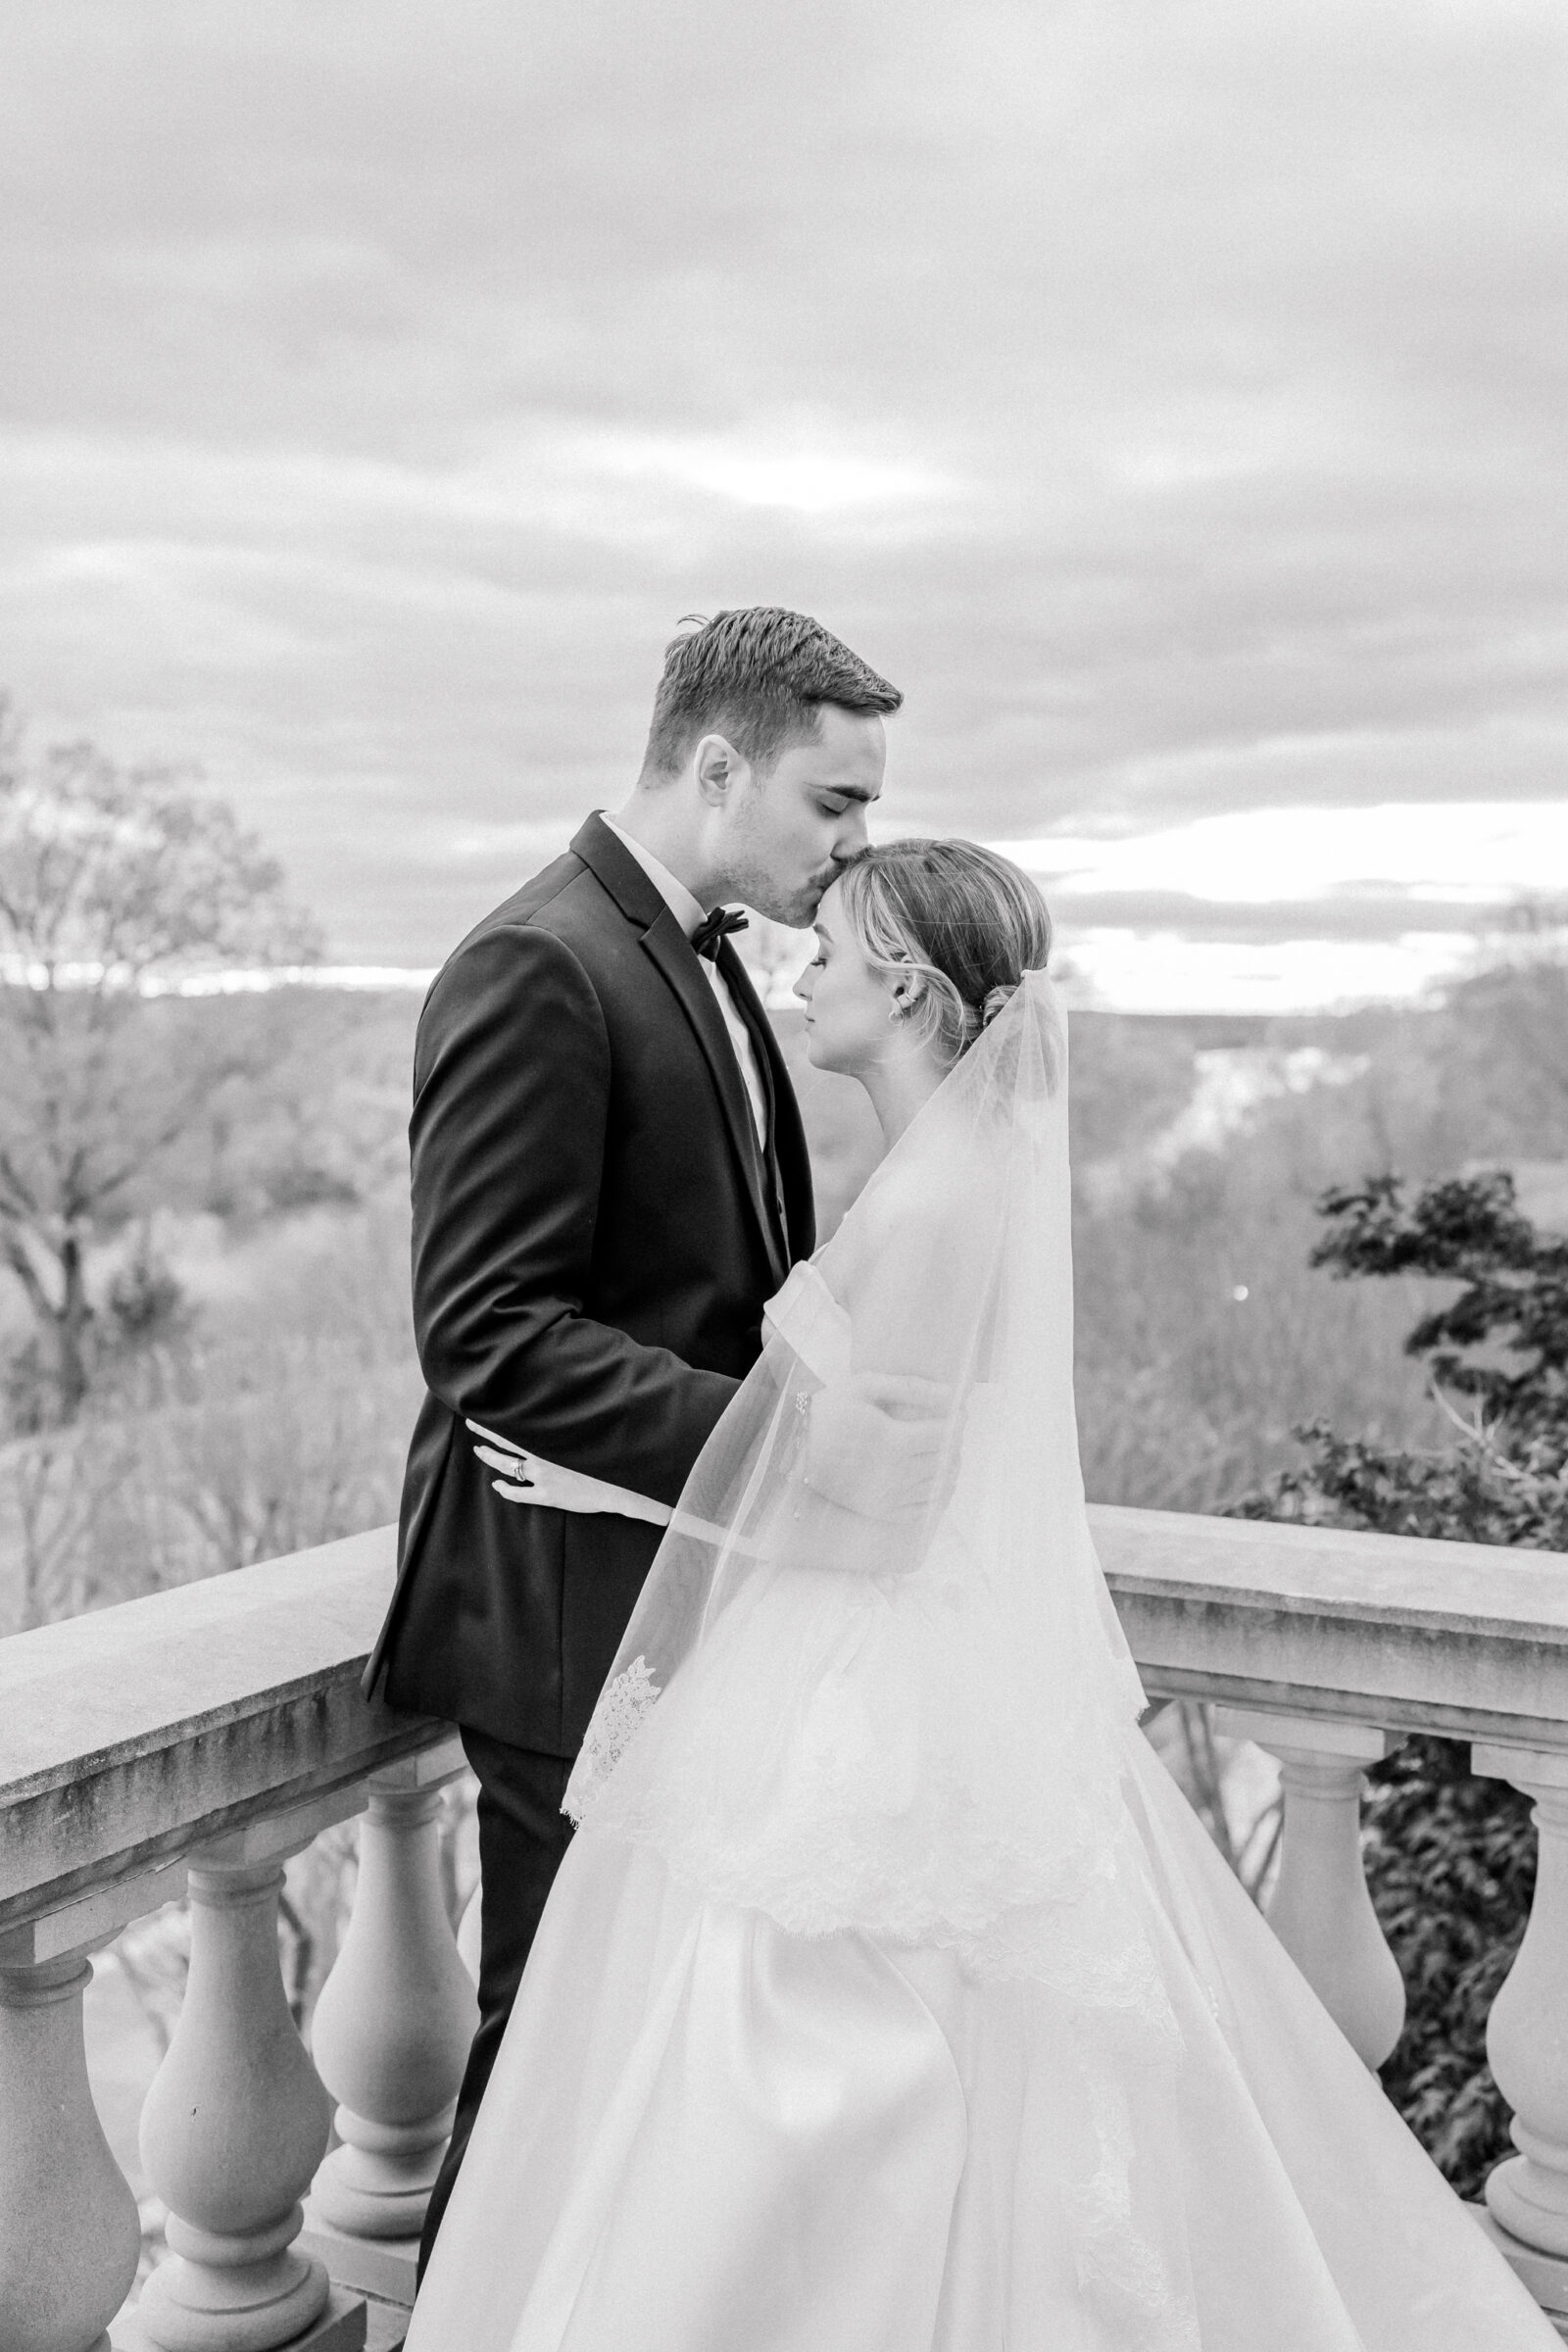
[600,815,768,1148]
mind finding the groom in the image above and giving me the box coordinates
[364,607,904,2271]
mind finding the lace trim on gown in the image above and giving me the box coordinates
[572,1654,661,1809]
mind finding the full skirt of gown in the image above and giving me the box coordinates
[405,1705,1558,2351]
[405,975,1557,2347]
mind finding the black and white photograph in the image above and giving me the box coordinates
[2,4,1567,2347]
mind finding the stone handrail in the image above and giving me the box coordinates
[0,1527,435,1940]
[1097,1502,1568,1745]
[11,1507,1568,1941]
[4,1508,1568,2348]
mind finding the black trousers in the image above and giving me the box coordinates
[417,1731,575,2281]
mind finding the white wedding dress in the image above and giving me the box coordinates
[406,975,1556,2352]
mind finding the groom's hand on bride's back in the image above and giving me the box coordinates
[801,1372,955,1523]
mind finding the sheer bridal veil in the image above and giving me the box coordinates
[566,970,1161,2000]
[566,969,1207,2340]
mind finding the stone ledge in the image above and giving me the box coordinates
[301,2203,419,2307]
[1093,1503,1568,1635]
[113,2282,368,2350]
[0,1691,446,1932]
[0,1528,452,1930]
[8,1506,1568,1941]
[1095,1504,1568,1750]
[0,1529,400,1789]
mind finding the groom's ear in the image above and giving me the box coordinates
[693,732,753,806]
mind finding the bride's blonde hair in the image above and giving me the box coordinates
[836,839,1053,1064]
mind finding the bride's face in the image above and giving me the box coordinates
[795,880,915,1077]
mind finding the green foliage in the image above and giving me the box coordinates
[1359,1736,1534,2201]
[1233,1417,1568,1550]
[1240,1168,1568,1548]
[1312,1171,1568,1459]
[1238,1167,1568,2194]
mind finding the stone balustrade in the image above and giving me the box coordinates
[0,1530,471,2352]
[3,1508,1568,2346]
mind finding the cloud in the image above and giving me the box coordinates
[0,0,1563,970]
[999,802,1568,906]
[1054,929,1481,1019]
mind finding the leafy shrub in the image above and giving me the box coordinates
[1236,1170,1567,2193]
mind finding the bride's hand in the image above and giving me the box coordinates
[800,1372,956,1524]
[467,1427,670,1524]
[471,1440,599,1508]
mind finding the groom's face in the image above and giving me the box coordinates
[722,706,886,926]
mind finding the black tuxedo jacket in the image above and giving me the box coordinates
[364,814,814,1754]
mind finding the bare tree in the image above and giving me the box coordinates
[0,698,320,1426]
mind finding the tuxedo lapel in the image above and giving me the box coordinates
[715,941,793,1259]
[639,915,790,1291]
[571,813,790,1291]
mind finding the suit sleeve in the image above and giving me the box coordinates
[410,921,738,1504]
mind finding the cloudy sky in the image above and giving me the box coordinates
[2,0,1564,1005]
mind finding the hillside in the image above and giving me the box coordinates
[2,955,1563,1630]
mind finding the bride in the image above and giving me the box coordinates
[406,840,1556,2351]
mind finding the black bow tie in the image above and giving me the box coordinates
[691,906,749,961]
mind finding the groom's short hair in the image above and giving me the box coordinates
[642,608,902,778]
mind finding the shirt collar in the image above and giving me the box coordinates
[599,814,708,941]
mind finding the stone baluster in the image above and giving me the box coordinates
[0,1861,184,2352]
[308,1740,477,2256]
[1213,1707,1406,2067]
[0,1961,141,2352]
[1474,1744,1568,2294]
[134,1799,359,2351]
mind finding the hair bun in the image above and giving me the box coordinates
[980,982,1018,1029]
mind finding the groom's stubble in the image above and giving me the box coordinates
[718,706,888,927]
